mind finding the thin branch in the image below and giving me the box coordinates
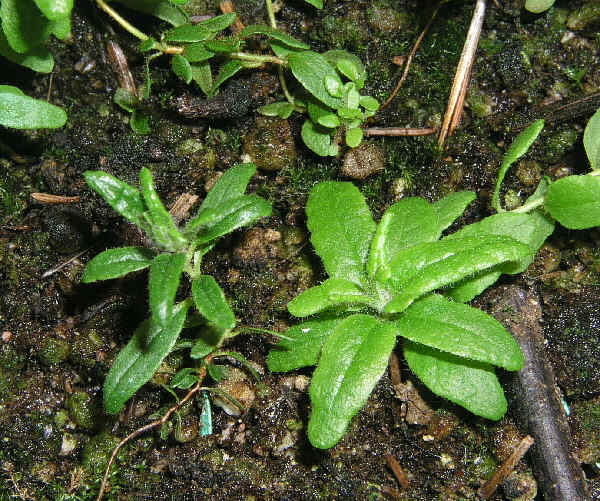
[363,127,438,137]
[385,454,410,489]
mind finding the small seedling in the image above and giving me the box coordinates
[81,163,272,414]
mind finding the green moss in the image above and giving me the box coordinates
[0,344,25,370]
[39,337,71,366]
[82,432,123,480]
[66,392,100,430]
[544,127,579,162]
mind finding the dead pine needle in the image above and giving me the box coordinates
[477,435,534,500]
[363,127,438,137]
[31,192,80,204]
[386,453,410,489]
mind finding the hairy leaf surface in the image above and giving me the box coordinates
[288,51,342,109]
[192,275,235,330]
[431,191,476,235]
[81,247,155,282]
[148,253,185,324]
[288,278,371,317]
[198,163,256,213]
[545,175,600,229]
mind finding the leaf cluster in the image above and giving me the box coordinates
[81,163,272,414]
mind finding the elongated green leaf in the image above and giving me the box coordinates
[34,0,73,20]
[195,12,236,32]
[1,0,52,53]
[393,294,523,370]
[301,119,334,156]
[239,25,309,49]
[198,163,256,213]
[84,170,146,228]
[584,108,600,171]
[288,51,343,109]
[288,278,371,317]
[191,62,212,95]
[306,182,376,286]
[103,301,189,414]
[148,253,185,324]
[367,198,437,278]
[269,40,303,59]
[192,275,235,330]
[209,60,243,96]
[171,54,192,83]
[194,195,272,244]
[431,191,476,235]
[0,31,53,72]
[267,316,345,371]
[303,0,323,8]
[308,315,396,449]
[492,119,544,212]
[139,168,187,250]
[203,38,243,53]
[323,50,366,88]
[184,43,214,62]
[545,175,600,229]
[0,88,66,129]
[190,325,225,359]
[81,247,155,283]
[113,0,188,26]
[165,24,211,42]
[113,87,138,113]
[258,102,294,119]
[404,341,507,420]
[445,271,501,303]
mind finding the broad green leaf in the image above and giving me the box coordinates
[1,0,52,53]
[139,38,156,52]
[525,0,555,14]
[103,301,189,414]
[171,54,192,83]
[431,191,476,235]
[113,87,138,113]
[343,83,360,110]
[170,368,198,389]
[165,24,211,42]
[0,31,53,72]
[130,110,151,135]
[209,60,243,96]
[257,102,294,119]
[345,127,363,148]
[192,275,235,330]
[393,294,523,370]
[318,113,340,128]
[267,316,345,371]
[584,108,600,170]
[269,40,303,59]
[301,119,334,156]
[545,175,600,229]
[367,197,438,278]
[404,341,507,420]
[203,38,243,53]
[148,253,185,324]
[191,62,212,95]
[324,50,366,88]
[34,0,73,20]
[307,98,335,127]
[49,14,70,39]
[0,87,66,129]
[306,182,376,286]
[303,0,323,8]
[81,246,155,282]
[194,195,272,244]
[195,12,236,32]
[112,0,188,26]
[359,95,378,111]
[183,43,214,62]
[492,119,544,212]
[382,236,530,313]
[186,196,264,237]
[199,163,256,213]
[288,51,343,109]
[84,170,146,228]
[190,325,226,359]
[288,278,371,317]
[308,315,396,449]
[445,271,501,303]
[239,25,309,49]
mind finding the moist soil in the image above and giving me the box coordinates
[1,1,600,499]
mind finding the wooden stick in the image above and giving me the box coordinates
[363,127,438,137]
[385,453,410,489]
[31,193,80,204]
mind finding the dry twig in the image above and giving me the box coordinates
[363,127,438,137]
[386,453,410,489]
[31,192,80,204]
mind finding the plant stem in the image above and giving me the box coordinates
[510,197,544,214]
[229,52,287,65]
[264,0,278,29]
[234,325,294,341]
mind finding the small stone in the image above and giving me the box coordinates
[502,472,537,500]
[174,415,199,443]
[59,433,77,456]
[213,368,255,417]
[341,143,385,180]
[233,228,280,267]
[242,116,296,171]
[42,208,91,254]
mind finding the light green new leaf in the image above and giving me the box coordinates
[81,247,155,283]
[288,278,371,317]
[367,197,438,278]
[209,60,243,96]
[404,341,507,420]
[431,191,476,235]
[171,54,192,83]
[258,102,294,119]
[84,170,146,228]
[198,163,256,213]
[545,175,600,229]
[584,108,600,171]
[34,0,73,20]
[165,24,211,42]
[0,31,53,72]
[306,182,376,286]
[307,98,335,127]
[525,0,555,14]
[308,315,397,449]
[345,127,363,148]
[267,316,345,372]
[113,0,188,26]
[393,294,523,370]
[191,275,235,330]
[492,119,544,212]
[302,0,323,8]
[103,301,190,414]
[445,271,502,303]
[323,50,366,87]
[301,119,334,157]
[148,253,185,324]
[1,0,51,53]
[239,25,309,49]
[288,51,343,109]
[0,87,66,129]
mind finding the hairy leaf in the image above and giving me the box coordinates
[81,247,155,283]
[183,43,214,62]
[165,24,211,42]
[301,119,334,156]
[239,25,309,49]
[195,12,236,32]
[288,278,371,317]
[191,62,212,95]
[1,0,52,53]
[171,54,192,83]
[112,0,188,26]
[288,51,342,109]
[203,38,243,53]
[431,191,476,235]
[209,60,243,96]
[0,31,53,72]
[192,275,236,330]
[198,163,256,213]
[584,107,600,171]
[148,253,185,324]
[545,175,600,229]
[0,87,66,129]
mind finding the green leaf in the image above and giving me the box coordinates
[81,247,155,283]
[191,275,235,330]
[203,38,243,53]
[49,14,70,39]
[191,62,212,95]
[359,95,378,111]
[381,236,531,313]
[269,40,303,59]
[302,0,323,8]
[492,119,544,212]
[130,110,151,135]
[170,368,198,389]
[301,119,334,156]
[288,278,371,317]
[445,272,502,303]
[190,325,225,359]
[83,170,146,228]
[33,0,73,20]
[112,0,188,26]
[0,31,53,72]
[318,113,340,128]
[431,191,476,235]
[198,163,256,213]
[183,43,214,62]
[367,197,438,278]
[324,76,342,98]
[343,83,360,109]
[584,107,600,171]
[345,127,363,148]
[139,168,187,250]
[307,98,335,126]
[324,50,366,88]
[139,38,156,52]
[306,182,376,286]
[288,51,343,109]
[195,12,236,32]
[267,316,345,371]
[1,0,52,53]
[308,314,396,449]
[239,24,309,49]
[214,351,261,382]
[148,253,185,324]
[209,60,243,96]
[113,88,139,113]
[257,102,294,119]
[525,0,555,14]
[545,175,600,229]
[393,294,523,370]
[165,24,211,42]
[171,54,192,83]
[404,341,507,420]
[103,301,189,414]
[0,87,66,129]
